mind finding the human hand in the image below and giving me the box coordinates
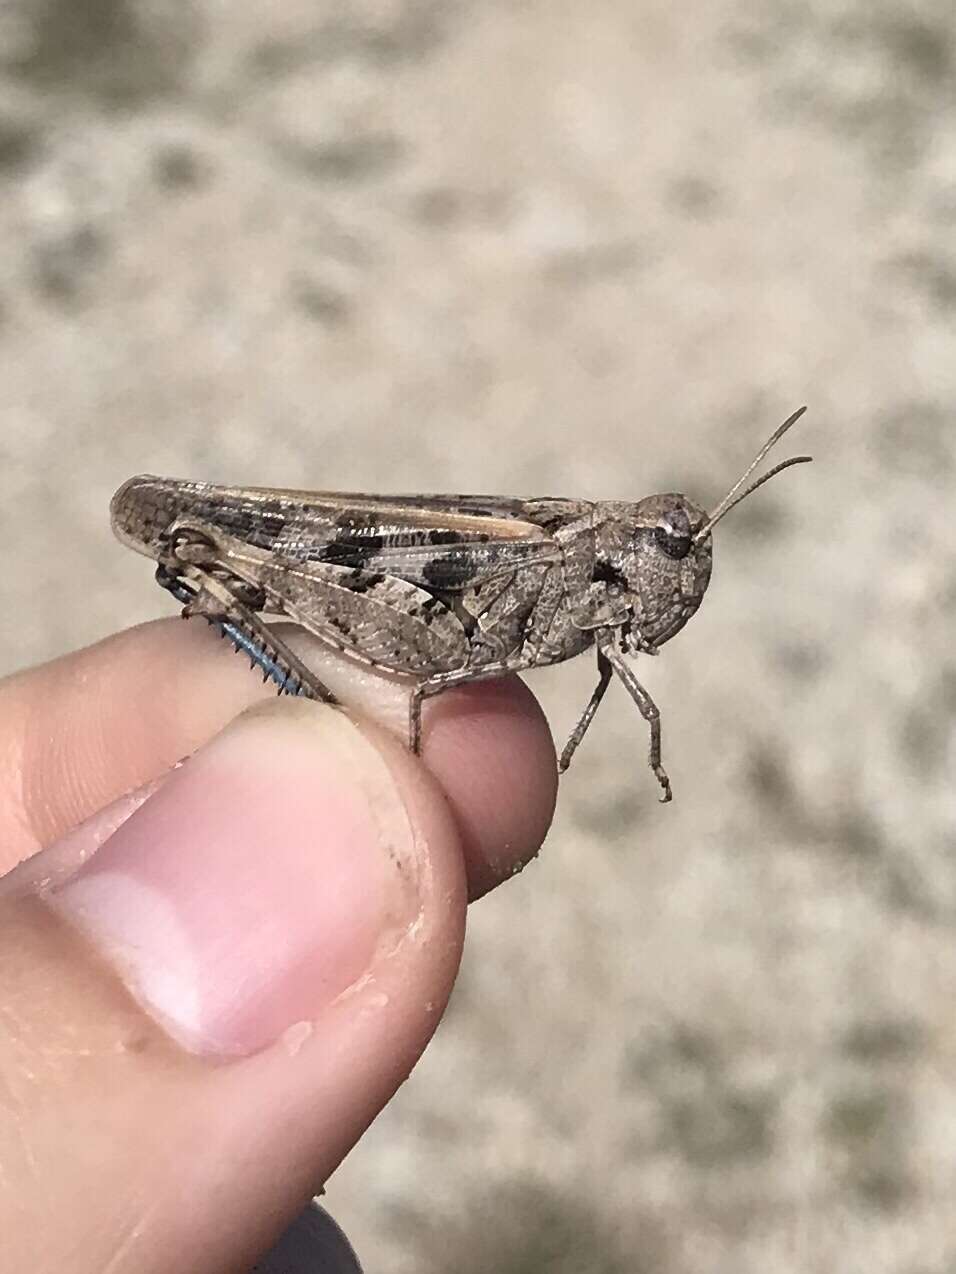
[0,618,556,1272]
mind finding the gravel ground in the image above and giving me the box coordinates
[2,2,955,1270]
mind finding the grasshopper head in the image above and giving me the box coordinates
[617,408,812,650]
[620,492,714,647]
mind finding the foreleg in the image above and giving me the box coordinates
[603,641,672,803]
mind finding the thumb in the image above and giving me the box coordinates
[1,701,466,1274]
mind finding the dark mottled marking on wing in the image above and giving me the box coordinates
[334,511,380,530]
[530,509,573,532]
[418,528,491,546]
[317,535,387,568]
[205,498,288,551]
[359,538,558,593]
[344,569,386,594]
[592,559,627,589]
[422,549,482,589]
[419,595,445,626]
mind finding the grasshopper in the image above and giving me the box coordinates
[111,408,810,801]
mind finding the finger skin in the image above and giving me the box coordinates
[0,620,276,864]
[0,626,559,1271]
[0,618,557,895]
[1,721,467,1274]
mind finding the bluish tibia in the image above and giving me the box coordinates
[155,568,307,698]
[216,618,304,696]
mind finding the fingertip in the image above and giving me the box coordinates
[422,677,558,900]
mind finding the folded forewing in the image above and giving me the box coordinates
[112,478,580,592]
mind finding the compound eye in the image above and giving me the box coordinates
[654,508,692,560]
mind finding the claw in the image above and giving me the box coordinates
[655,767,673,803]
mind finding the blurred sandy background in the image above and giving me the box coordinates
[1,1,955,1270]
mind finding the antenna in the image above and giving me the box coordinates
[692,407,812,542]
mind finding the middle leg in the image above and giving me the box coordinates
[407,660,523,754]
[558,649,612,773]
